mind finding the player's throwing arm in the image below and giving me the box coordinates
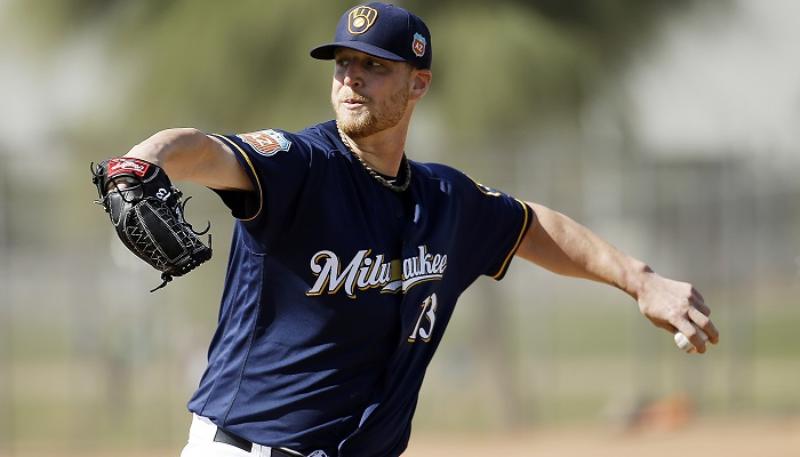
[515,201,719,354]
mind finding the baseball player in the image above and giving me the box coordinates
[92,3,719,456]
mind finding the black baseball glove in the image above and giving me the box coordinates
[91,157,212,292]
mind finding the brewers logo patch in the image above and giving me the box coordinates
[348,6,378,35]
[238,129,291,156]
[412,33,427,57]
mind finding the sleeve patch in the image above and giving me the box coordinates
[237,129,291,156]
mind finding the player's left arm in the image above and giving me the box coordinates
[515,201,720,353]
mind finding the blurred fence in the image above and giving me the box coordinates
[2,130,799,453]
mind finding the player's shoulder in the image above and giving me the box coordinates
[413,161,510,200]
[412,161,474,188]
[232,120,340,159]
[414,161,461,179]
[293,120,342,157]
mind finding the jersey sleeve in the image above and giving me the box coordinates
[209,129,314,235]
[456,174,534,281]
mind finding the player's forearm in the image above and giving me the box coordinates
[123,128,252,190]
[124,128,212,181]
[517,202,651,299]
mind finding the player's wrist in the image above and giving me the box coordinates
[624,261,655,302]
[124,143,165,167]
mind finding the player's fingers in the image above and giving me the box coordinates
[655,320,678,334]
[687,307,709,328]
[689,307,719,345]
[704,320,720,345]
[691,288,710,316]
[675,320,708,354]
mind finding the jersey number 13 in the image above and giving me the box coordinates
[408,293,438,343]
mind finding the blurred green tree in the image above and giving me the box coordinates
[14,0,698,145]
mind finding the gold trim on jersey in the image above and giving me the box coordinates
[491,199,533,279]
[210,134,264,222]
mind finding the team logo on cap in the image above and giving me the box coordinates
[348,6,378,35]
[412,32,427,57]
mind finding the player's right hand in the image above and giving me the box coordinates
[636,271,719,353]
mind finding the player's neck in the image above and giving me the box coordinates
[341,121,409,177]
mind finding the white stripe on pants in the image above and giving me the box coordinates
[180,414,275,457]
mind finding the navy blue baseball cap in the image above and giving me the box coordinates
[310,2,432,69]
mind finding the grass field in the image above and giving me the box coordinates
[3,287,798,456]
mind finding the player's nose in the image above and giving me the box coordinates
[342,65,364,88]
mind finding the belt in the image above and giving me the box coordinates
[213,427,304,457]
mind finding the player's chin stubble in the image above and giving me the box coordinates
[335,86,409,139]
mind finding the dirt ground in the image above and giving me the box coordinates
[3,418,798,457]
[406,418,800,457]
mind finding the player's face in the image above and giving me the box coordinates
[331,48,414,139]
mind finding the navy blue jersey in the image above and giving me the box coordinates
[188,120,533,456]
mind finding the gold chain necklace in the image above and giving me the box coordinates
[336,124,411,193]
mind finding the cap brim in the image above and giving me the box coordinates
[310,41,406,62]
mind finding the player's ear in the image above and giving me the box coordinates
[409,69,432,101]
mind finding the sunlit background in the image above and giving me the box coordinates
[1,0,799,456]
